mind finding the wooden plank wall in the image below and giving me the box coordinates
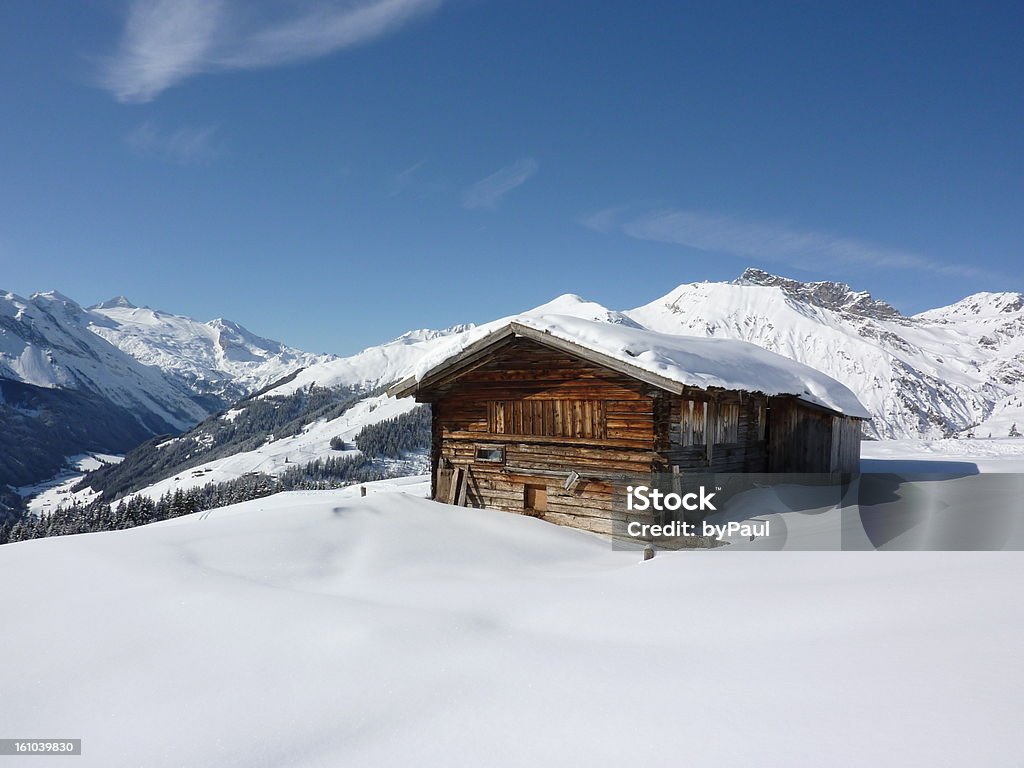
[830,415,862,473]
[663,391,768,473]
[429,339,659,530]
[768,398,862,473]
[487,398,606,439]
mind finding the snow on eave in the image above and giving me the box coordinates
[391,314,871,419]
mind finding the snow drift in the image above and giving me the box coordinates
[1,482,1021,767]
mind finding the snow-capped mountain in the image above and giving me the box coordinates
[11,270,1024,501]
[628,269,1024,439]
[1,291,204,488]
[915,291,1024,438]
[1,291,207,429]
[89,297,335,405]
[0,291,331,489]
[255,273,1024,442]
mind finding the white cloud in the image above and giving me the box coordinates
[125,122,221,164]
[462,158,539,210]
[99,0,226,103]
[582,206,999,281]
[98,0,442,103]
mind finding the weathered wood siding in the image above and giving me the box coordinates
[767,398,861,473]
[662,391,769,473]
[830,414,862,473]
[426,338,659,531]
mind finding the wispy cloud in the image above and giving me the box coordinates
[581,206,999,281]
[125,122,222,164]
[98,0,443,103]
[462,158,539,210]
[100,0,226,103]
[390,158,438,197]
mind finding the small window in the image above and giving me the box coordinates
[475,446,504,462]
[525,484,548,513]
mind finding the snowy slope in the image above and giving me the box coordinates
[90,297,335,404]
[0,289,333,425]
[1,485,1021,767]
[18,453,120,516]
[628,269,1022,438]
[1,291,336,490]
[124,393,422,502]
[914,292,1024,438]
[0,291,207,429]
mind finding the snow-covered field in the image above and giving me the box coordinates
[2,474,1022,767]
[17,453,121,515]
[862,437,1024,473]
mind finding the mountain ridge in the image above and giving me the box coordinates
[8,270,1024,497]
[1,291,334,489]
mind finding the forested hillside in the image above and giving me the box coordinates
[78,383,368,501]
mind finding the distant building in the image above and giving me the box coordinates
[390,317,869,533]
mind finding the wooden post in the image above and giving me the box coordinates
[448,467,463,505]
[360,486,367,497]
[456,469,468,506]
[705,396,716,467]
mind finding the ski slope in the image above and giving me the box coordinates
[1,479,1021,767]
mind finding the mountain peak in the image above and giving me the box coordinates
[93,296,138,310]
[31,290,79,305]
[736,267,788,285]
[525,293,643,328]
[916,291,1024,322]
[207,317,236,331]
[735,268,904,320]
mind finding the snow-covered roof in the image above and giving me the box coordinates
[395,314,871,419]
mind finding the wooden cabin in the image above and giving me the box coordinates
[389,319,869,532]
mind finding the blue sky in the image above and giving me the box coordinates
[1,1,1021,355]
